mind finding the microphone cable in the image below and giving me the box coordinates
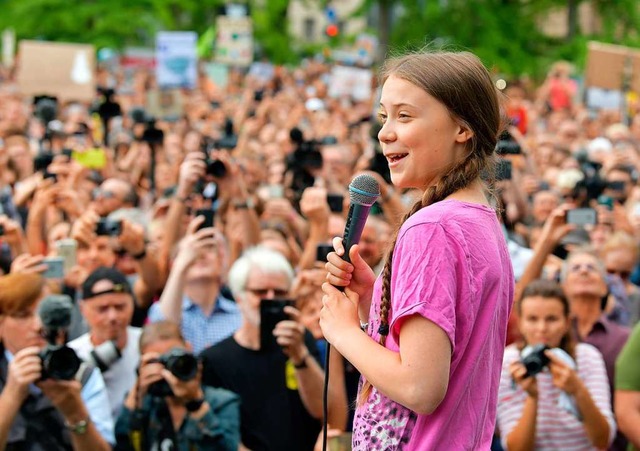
[322,342,331,451]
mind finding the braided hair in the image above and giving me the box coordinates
[358,51,502,405]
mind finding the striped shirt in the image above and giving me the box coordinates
[497,343,616,450]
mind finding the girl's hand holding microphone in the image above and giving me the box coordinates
[320,237,376,346]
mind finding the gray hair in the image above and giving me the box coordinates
[227,246,295,298]
[560,247,606,283]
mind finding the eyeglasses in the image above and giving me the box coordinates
[92,188,116,200]
[245,287,289,298]
[568,263,599,273]
[607,269,631,281]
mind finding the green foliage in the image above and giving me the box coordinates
[386,0,640,80]
[1,0,639,77]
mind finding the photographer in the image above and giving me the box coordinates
[115,320,240,451]
[0,273,114,450]
[200,246,346,451]
[69,267,141,420]
[497,279,615,450]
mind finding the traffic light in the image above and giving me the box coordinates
[325,23,339,38]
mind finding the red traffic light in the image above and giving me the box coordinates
[325,24,339,37]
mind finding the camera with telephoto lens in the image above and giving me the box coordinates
[147,348,199,397]
[521,344,551,378]
[37,295,81,380]
[496,130,522,155]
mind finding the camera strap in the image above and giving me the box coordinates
[74,361,95,387]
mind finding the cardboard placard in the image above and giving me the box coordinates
[585,41,640,92]
[328,65,373,101]
[215,16,254,67]
[17,40,96,102]
[146,88,184,120]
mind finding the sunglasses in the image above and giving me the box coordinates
[568,263,599,273]
[245,287,289,298]
[607,269,631,281]
[92,188,116,200]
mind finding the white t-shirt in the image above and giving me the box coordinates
[69,326,141,420]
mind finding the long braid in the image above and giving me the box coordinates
[358,152,488,405]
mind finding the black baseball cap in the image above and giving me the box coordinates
[82,267,132,300]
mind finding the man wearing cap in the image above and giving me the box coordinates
[69,267,141,420]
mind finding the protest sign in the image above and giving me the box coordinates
[17,40,95,102]
[215,16,253,67]
[585,41,640,92]
[156,32,198,89]
[585,41,640,111]
[121,47,156,70]
[146,88,184,121]
[2,29,15,68]
[204,62,229,89]
[328,65,372,102]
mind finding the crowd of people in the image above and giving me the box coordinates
[0,48,638,450]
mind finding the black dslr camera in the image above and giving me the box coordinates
[521,344,551,378]
[38,295,81,380]
[147,348,199,397]
[95,219,123,237]
[496,130,522,155]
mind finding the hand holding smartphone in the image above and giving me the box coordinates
[260,299,295,351]
[195,209,215,230]
[566,208,597,226]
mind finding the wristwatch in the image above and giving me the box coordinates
[293,353,309,369]
[65,418,90,435]
[232,198,254,209]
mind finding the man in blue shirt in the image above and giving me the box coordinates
[147,217,241,354]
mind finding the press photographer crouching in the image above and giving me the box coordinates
[0,273,114,450]
[115,321,240,451]
[497,279,615,450]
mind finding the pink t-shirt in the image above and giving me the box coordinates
[352,200,514,450]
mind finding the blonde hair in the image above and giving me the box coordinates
[0,273,46,316]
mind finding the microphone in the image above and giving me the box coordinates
[341,174,380,264]
[38,295,73,341]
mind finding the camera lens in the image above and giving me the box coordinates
[206,159,227,178]
[162,349,198,381]
[522,344,550,378]
[40,345,81,380]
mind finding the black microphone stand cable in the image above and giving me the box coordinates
[322,341,331,451]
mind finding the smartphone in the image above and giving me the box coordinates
[54,239,77,273]
[597,195,614,211]
[496,159,512,181]
[43,170,58,183]
[42,257,64,279]
[195,209,215,230]
[566,208,598,226]
[266,184,284,199]
[316,243,334,263]
[260,299,295,351]
[327,193,345,213]
[95,219,123,237]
